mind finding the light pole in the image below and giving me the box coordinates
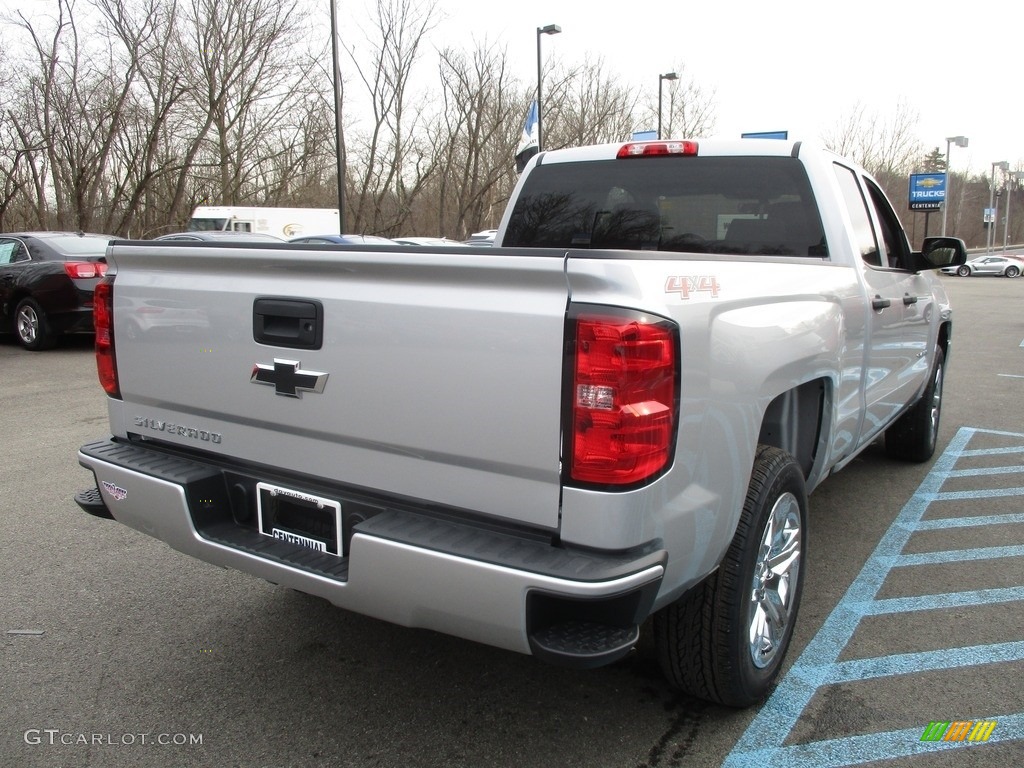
[329,0,345,232]
[987,161,1009,253]
[536,24,561,153]
[658,72,678,139]
[941,135,968,236]
[1004,171,1024,252]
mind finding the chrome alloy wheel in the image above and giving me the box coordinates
[748,491,802,669]
[16,303,40,345]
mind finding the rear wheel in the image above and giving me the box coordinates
[885,347,945,462]
[15,297,57,350]
[654,445,807,707]
[1005,265,1020,278]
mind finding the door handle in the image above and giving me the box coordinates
[253,297,323,349]
[872,296,891,310]
[903,294,918,306]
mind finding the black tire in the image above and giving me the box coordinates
[654,445,807,707]
[1005,265,1020,278]
[14,297,57,351]
[956,265,970,277]
[885,347,945,462]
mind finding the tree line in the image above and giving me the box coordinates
[0,0,1017,247]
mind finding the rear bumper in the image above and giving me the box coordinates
[77,438,665,662]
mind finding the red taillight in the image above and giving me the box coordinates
[616,140,698,159]
[64,261,108,279]
[568,310,678,486]
[93,277,120,398]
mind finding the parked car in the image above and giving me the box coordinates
[0,231,112,350]
[941,254,1022,277]
[393,237,469,247]
[462,229,497,246]
[288,234,398,245]
[155,231,284,242]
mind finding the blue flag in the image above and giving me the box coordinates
[515,101,539,173]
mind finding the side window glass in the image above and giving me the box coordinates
[0,240,14,265]
[833,164,881,267]
[864,179,911,270]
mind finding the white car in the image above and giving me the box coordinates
[393,237,469,247]
[941,254,1022,277]
[462,229,497,246]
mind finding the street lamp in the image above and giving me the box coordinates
[658,72,678,139]
[987,161,1009,253]
[329,0,345,232]
[536,24,561,153]
[1003,171,1024,252]
[941,135,968,236]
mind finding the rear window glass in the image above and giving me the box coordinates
[41,235,111,257]
[503,156,827,257]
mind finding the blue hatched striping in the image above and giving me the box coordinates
[723,427,1024,766]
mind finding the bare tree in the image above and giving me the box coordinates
[178,0,315,208]
[0,35,36,229]
[90,0,192,236]
[429,41,522,237]
[0,0,808,241]
[821,99,923,181]
[342,0,439,234]
[8,0,146,231]
[545,55,636,148]
[656,65,717,139]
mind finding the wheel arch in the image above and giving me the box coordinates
[937,318,952,361]
[756,378,828,482]
[3,287,34,320]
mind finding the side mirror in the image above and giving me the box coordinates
[919,236,968,269]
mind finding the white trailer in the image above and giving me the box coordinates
[187,206,340,239]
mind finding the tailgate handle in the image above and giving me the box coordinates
[253,298,323,349]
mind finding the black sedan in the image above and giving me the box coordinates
[0,231,112,350]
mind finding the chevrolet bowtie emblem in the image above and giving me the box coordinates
[251,359,329,398]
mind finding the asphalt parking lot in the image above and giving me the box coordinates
[1,274,1022,768]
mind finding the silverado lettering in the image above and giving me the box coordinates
[133,417,222,443]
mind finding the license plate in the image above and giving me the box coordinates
[256,483,343,557]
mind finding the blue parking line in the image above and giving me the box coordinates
[935,486,1024,500]
[866,586,1024,615]
[895,544,1024,565]
[723,426,1024,766]
[824,641,1024,684]
[915,513,1024,529]
[948,464,1024,478]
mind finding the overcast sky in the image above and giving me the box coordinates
[421,0,1019,177]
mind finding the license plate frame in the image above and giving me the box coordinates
[256,482,343,557]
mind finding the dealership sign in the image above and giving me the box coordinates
[908,173,946,210]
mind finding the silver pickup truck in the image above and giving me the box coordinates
[76,139,966,707]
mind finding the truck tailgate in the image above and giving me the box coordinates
[107,243,569,530]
